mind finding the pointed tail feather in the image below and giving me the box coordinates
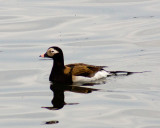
[107,71,149,76]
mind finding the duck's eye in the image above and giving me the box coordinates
[51,50,54,53]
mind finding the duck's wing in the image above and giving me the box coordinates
[64,63,107,77]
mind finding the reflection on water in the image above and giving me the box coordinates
[41,72,143,125]
[0,0,160,128]
[42,82,99,110]
[45,120,59,125]
[42,82,99,124]
[42,71,139,110]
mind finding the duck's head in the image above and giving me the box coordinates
[40,46,63,59]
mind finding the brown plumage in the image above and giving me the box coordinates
[64,63,106,77]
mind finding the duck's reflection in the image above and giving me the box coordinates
[42,82,99,110]
[42,71,138,111]
[42,72,142,124]
[42,82,99,124]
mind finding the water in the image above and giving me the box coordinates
[0,0,160,128]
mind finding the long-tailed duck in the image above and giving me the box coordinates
[40,46,135,84]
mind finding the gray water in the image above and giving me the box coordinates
[0,0,160,128]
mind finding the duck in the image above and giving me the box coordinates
[39,46,133,84]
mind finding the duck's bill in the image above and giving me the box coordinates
[39,54,45,57]
[39,53,49,58]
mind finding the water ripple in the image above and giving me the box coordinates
[0,16,82,32]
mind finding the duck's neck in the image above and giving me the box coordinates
[50,54,65,80]
[53,60,64,70]
[49,55,65,81]
[49,54,72,83]
[53,54,65,70]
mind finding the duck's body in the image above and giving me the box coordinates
[66,63,109,83]
[51,62,109,84]
[40,46,110,84]
[40,46,143,84]
[41,47,109,84]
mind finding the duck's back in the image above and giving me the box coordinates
[64,63,109,83]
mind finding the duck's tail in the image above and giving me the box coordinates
[107,71,148,76]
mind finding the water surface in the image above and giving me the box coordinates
[0,0,160,128]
